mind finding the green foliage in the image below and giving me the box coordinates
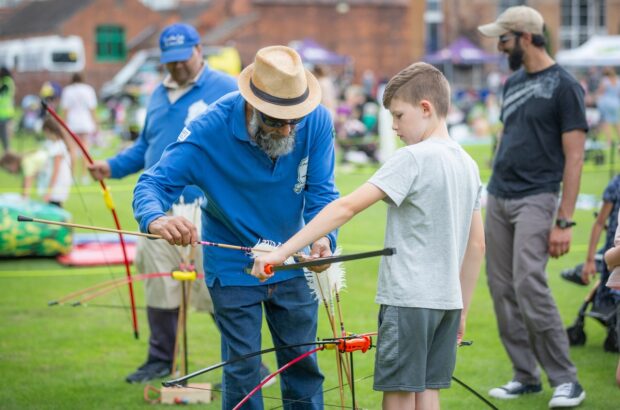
[0,134,618,409]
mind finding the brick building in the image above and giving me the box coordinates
[0,0,165,98]
[2,0,620,100]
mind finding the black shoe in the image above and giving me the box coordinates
[560,265,587,286]
[125,360,171,384]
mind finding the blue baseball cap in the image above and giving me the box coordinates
[159,23,200,64]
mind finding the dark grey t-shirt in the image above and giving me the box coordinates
[487,64,587,199]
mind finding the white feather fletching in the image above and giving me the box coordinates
[251,240,296,264]
[304,247,346,302]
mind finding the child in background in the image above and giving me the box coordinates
[603,216,620,388]
[37,117,71,207]
[252,62,485,409]
[0,145,48,198]
[0,117,71,207]
[583,172,620,289]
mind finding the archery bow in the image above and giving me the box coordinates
[42,101,139,339]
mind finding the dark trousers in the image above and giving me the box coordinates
[147,306,179,363]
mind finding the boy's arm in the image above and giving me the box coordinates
[582,201,612,283]
[251,182,386,281]
[22,175,34,198]
[458,209,485,344]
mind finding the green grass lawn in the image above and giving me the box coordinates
[0,134,618,409]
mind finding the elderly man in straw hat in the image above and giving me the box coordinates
[478,6,587,408]
[133,45,338,409]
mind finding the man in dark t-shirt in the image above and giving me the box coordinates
[478,6,588,408]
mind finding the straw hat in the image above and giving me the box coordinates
[238,46,321,119]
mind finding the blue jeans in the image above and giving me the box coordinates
[210,276,324,410]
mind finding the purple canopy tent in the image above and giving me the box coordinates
[424,36,500,65]
[289,38,351,66]
[423,37,501,88]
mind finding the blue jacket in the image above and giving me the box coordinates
[133,92,339,286]
[108,65,237,203]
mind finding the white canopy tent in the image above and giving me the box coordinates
[555,35,620,66]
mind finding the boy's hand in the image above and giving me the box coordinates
[251,249,288,282]
[88,160,111,181]
[457,313,466,345]
[305,237,333,273]
[148,216,198,247]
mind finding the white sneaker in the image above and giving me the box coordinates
[548,382,585,408]
[259,363,277,388]
[489,380,542,399]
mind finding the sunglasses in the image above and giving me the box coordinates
[258,111,303,128]
[499,32,522,44]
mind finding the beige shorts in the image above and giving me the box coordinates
[135,199,212,311]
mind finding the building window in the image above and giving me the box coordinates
[96,25,126,62]
[560,0,606,49]
[425,0,443,53]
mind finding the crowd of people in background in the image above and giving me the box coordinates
[0,6,620,408]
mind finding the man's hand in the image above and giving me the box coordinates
[548,226,572,258]
[305,236,332,273]
[148,216,198,247]
[88,160,111,181]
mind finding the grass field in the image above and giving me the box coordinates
[0,133,618,409]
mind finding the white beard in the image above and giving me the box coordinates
[249,109,296,158]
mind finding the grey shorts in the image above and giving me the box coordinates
[373,305,460,392]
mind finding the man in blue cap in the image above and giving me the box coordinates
[89,22,237,383]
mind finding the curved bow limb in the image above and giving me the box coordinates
[42,101,140,339]
[233,346,324,410]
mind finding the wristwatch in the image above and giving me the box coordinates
[556,218,577,229]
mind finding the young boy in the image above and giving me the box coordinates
[251,62,485,409]
[603,218,620,388]
[0,117,71,206]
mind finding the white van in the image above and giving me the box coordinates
[0,35,85,73]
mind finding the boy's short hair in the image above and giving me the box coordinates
[382,62,450,118]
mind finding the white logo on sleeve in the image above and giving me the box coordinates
[294,157,309,194]
[185,100,209,126]
[178,127,191,142]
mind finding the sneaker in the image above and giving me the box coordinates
[489,380,542,399]
[548,382,585,408]
[259,362,277,388]
[125,360,171,383]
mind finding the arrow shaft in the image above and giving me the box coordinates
[18,215,304,257]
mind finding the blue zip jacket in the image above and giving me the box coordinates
[133,92,339,286]
[108,65,237,203]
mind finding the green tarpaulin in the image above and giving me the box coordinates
[0,194,72,256]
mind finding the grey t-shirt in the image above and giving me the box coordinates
[368,137,481,309]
